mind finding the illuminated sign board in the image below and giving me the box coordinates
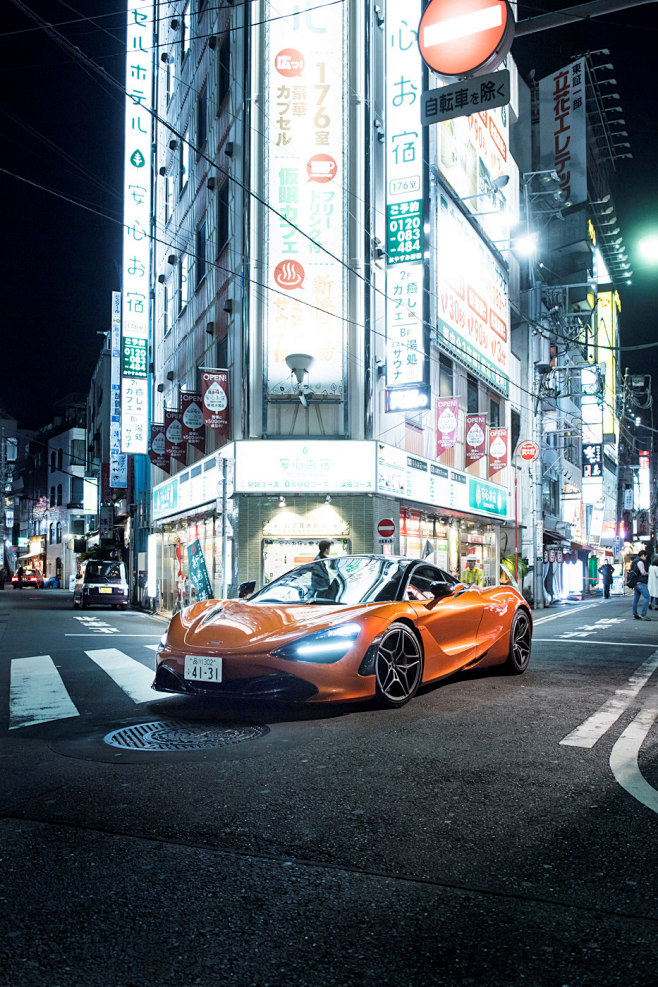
[539,60,586,207]
[435,194,510,395]
[235,441,376,493]
[121,0,153,455]
[581,367,603,505]
[596,291,620,441]
[263,0,347,398]
[83,477,99,515]
[385,0,427,395]
[110,292,127,487]
[152,451,227,521]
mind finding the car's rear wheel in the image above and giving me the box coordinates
[375,622,424,708]
[503,609,532,674]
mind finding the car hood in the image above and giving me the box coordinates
[176,599,388,651]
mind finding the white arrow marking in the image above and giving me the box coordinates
[609,697,658,815]
[423,4,502,48]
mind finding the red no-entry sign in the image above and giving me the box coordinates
[418,0,515,78]
[517,440,540,463]
[377,518,396,538]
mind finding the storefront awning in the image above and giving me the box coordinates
[19,550,45,560]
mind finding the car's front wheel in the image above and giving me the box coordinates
[375,622,424,708]
[502,609,532,674]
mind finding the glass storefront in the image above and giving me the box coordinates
[399,509,499,585]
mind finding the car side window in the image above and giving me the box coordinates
[406,564,446,601]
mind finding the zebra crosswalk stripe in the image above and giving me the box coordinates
[10,655,80,730]
[85,648,155,703]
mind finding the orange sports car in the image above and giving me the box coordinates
[153,555,532,708]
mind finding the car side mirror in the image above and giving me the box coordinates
[429,580,452,598]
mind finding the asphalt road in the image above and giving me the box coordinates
[1,588,657,986]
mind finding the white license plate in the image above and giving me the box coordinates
[184,655,222,683]
[100,587,112,594]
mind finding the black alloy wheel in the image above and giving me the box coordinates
[375,622,424,708]
[503,609,532,674]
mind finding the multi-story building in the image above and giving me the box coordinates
[43,395,87,587]
[139,0,523,609]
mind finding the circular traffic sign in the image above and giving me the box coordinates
[377,518,396,538]
[517,440,540,463]
[418,0,515,78]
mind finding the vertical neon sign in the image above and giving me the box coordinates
[121,0,153,455]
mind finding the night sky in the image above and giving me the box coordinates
[1,1,656,429]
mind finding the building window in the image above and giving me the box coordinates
[50,451,56,471]
[56,522,62,543]
[71,438,85,466]
[511,409,520,455]
[180,253,190,310]
[467,375,478,414]
[489,398,500,428]
[542,476,559,517]
[49,523,54,545]
[165,173,174,224]
[217,180,229,254]
[217,333,228,368]
[196,221,206,286]
[57,448,63,470]
[180,129,189,193]
[166,51,176,102]
[70,477,83,506]
[439,356,453,398]
[164,282,173,336]
[56,483,63,506]
[50,486,55,507]
[217,33,230,106]
[181,2,191,62]
[197,85,207,152]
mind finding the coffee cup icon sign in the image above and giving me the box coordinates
[307,153,337,183]
[274,260,305,290]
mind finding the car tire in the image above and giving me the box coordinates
[502,609,532,674]
[375,622,424,708]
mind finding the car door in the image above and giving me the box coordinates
[404,564,484,679]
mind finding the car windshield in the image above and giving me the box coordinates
[85,561,124,581]
[251,557,411,605]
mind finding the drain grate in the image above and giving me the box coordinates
[104,720,269,751]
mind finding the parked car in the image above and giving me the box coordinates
[12,567,44,589]
[44,576,61,588]
[154,555,533,708]
[73,560,129,609]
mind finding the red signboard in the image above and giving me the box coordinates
[149,423,169,471]
[418,0,515,78]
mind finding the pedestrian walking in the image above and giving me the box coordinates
[630,549,651,620]
[16,564,24,589]
[599,560,614,599]
[648,554,658,610]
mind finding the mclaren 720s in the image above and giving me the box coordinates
[153,555,532,708]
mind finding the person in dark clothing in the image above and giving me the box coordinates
[311,541,333,600]
[599,561,614,599]
[631,550,651,620]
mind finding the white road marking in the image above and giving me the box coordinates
[533,603,601,625]
[66,634,159,637]
[536,638,654,648]
[144,644,159,652]
[85,648,155,703]
[609,697,658,815]
[9,655,79,730]
[560,649,658,749]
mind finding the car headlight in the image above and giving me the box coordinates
[273,622,361,664]
[156,631,168,654]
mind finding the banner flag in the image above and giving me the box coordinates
[436,397,459,457]
[201,369,229,434]
[465,414,487,466]
[488,426,508,477]
[164,409,186,462]
[149,423,169,471]
[181,392,206,451]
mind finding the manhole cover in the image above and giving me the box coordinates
[104,720,269,752]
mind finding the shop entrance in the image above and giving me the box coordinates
[262,538,351,585]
